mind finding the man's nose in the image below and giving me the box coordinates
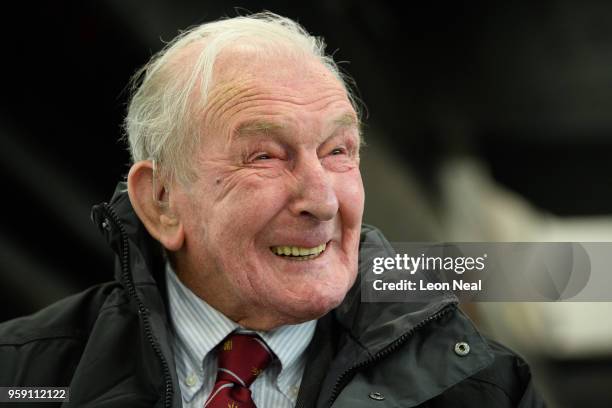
[288,157,339,221]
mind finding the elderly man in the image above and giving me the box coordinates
[0,13,543,407]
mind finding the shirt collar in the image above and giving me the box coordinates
[258,320,316,391]
[166,263,316,400]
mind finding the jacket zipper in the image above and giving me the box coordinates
[102,203,174,408]
[327,304,454,407]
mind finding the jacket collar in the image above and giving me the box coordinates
[92,182,180,407]
[313,225,494,407]
[335,224,459,356]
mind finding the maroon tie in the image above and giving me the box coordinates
[204,333,273,408]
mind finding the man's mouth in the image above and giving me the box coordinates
[270,242,328,261]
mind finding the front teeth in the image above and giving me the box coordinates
[271,243,327,259]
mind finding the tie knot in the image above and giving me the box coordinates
[216,333,273,388]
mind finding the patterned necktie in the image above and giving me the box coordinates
[204,333,273,408]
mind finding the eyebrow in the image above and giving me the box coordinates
[234,112,359,139]
[333,112,358,128]
[234,120,286,138]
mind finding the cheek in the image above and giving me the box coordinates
[214,171,292,236]
[335,169,365,222]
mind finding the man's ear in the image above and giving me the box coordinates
[127,161,185,251]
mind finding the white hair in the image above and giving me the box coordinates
[124,11,361,185]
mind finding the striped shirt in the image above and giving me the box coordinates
[166,264,316,407]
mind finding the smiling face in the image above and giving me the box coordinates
[171,48,364,330]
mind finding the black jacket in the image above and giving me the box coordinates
[0,184,545,407]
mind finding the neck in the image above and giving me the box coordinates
[169,253,299,331]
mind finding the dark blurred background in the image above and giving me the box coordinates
[2,1,612,407]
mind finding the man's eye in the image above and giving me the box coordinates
[254,154,271,161]
[330,148,345,155]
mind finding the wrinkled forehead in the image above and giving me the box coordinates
[209,46,350,103]
[195,46,356,135]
